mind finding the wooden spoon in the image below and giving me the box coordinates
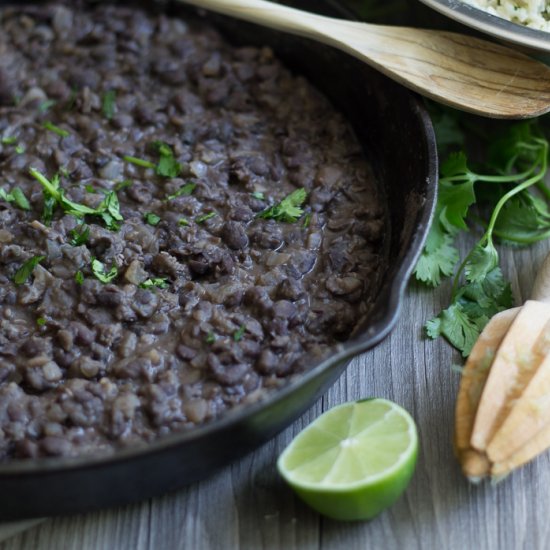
[177,0,550,119]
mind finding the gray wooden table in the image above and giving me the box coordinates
[2,240,550,550]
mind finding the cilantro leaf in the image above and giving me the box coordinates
[464,241,499,283]
[256,188,307,223]
[493,193,550,244]
[97,191,123,231]
[437,152,477,232]
[154,142,182,178]
[91,258,118,284]
[166,183,196,201]
[426,303,486,357]
[144,212,161,226]
[233,325,246,342]
[430,110,465,152]
[457,267,512,321]
[42,193,57,226]
[0,187,31,211]
[414,230,459,287]
[39,99,56,113]
[69,225,90,246]
[75,270,84,285]
[123,143,182,179]
[427,267,512,356]
[14,256,45,285]
[102,90,117,120]
[140,278,169,290]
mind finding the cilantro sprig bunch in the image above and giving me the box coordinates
[414,117,550,357]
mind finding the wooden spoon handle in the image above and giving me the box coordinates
[178,0,550,119]
[531,252,550,302]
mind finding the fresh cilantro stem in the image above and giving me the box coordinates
[43,121,70,138]
[451,143,548,299]
[123,155,157,170]
[29,168,60,198]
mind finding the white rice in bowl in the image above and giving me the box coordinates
[463,0,550,31]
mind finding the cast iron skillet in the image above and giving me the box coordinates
[0,0,437,519]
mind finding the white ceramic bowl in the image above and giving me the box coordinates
[418,0,550,53]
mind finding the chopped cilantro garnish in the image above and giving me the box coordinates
[96,191,123,230]
[153,141,182,178]
[75,270,84,285]
[196,212,217,224]
[69,224,90,246]
[42,194,56,226]
[1,136,24,154]
[256,188,307,223]
[251,191,265,200]
[205,331,217,344]
[29,168,122,230]
[0,187,30,211]
[233,325,246,342]
[14,256,45,285]
[39,99,57,113]
[144,212,161,226]
[36,317,47,327]
[124,143,182,178]
[91,258,118,284]
[140,278,169,290]
[11,188,30,210]
[303,213,311,229]
[178,218,190,227]
[123,155,157,170]
[166,183,196,201]
[102,90,117,120]
[43,121,70,138]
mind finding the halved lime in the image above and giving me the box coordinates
[277,398,418,521]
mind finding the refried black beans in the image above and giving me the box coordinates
[0,2,387,460]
